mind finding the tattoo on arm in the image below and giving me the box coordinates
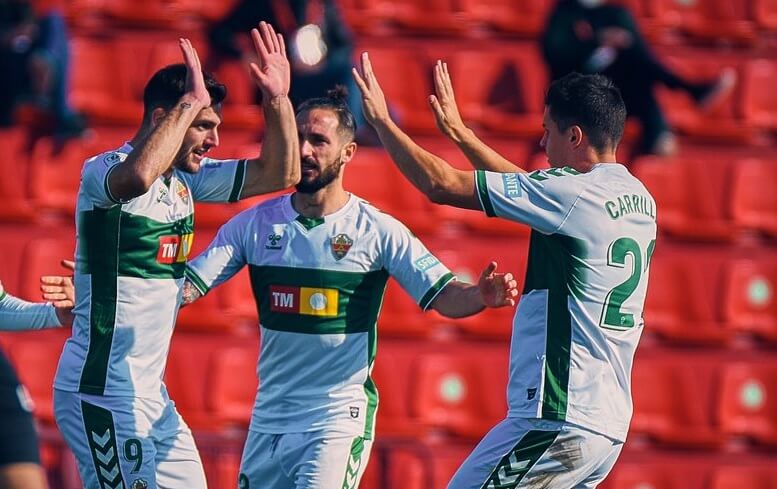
[180,102,192,109]
[181,280,202,306]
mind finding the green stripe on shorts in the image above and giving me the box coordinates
[480,430,560,489]
[341,436,366,489]
[81,400,126,489]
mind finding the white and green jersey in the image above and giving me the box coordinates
[186,194,455,439]
[54,142,247,399]
[475,164,657,442]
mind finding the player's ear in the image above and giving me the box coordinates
[569,125,584,148]
[150,107,167,128]
[341,141,357,164]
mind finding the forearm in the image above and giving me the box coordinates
[242,95,300,197]
[430,281,485,318]
[112,96,206,199]
[450,126,526,173]
[372,118,469,205]
[0,293,61,330]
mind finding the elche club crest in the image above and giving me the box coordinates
[330,233,353,260]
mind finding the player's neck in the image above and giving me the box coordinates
[291,185,350,218]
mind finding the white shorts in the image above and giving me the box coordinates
[53,389,206,489]
[447,418,623,489]
[238,430,373,489]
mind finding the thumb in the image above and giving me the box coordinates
[61,259,75,272]
[481,261,498,280]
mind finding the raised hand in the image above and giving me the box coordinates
[179,38,210,107]
[430,60,467,140]
[249,21,290,99]
[478,261,518,308]
[352,52,392,126]
[41,260,76,326]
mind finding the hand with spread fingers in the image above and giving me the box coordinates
[40,260,76,326]
[352,52,392,126]
[478,261,519,308]
[249,21,291,99]
[179,38,211,107]
[429,59,467,141]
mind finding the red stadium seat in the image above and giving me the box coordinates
[723,255,777,342]
[463,0,554,37]
[337,0,395,33]
[605,459,711,489]
[0,129,35,222]
[372,341,426,437]
[654,53,748,142]
[447,46,546,137]
[0,226,35,294]
[410,346,508,439]
[390,0,470,35]
[379,280,437,338]
[711,466,777,489]
[644,245,730,344]
[103,0,201,29]
[166,334,226,430]
[28,137,99,216]
[742,59,777,130]
[731,158,777,238]
[633,155,738,241]
[754,0,777,29]
[719,361,777,446]
[360,46,437,135]
[70,37,128,124]
[8,331,69,424]
[631,354,723,447]
[384,444,473,489]
[208,345,258,427]
[18,235,76,302]
[653,0,756,43]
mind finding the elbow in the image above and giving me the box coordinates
[285,164,301,188]
[427,183,451,205]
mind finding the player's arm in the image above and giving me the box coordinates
[1,261,76,329]
[184,211,251,302]
[353,52,481,211]
[108,39,212,202]
[429,60,526,174]
[241,22,300,198]
[430,262,518,318]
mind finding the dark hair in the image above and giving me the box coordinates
[142,63,227,119]
[545,72,626,153]
[296,86,357,141]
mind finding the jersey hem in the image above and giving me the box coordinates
[228,159,247,202]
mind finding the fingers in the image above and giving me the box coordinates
[351,66,369,95]
[61,259,75,271]
[429,94,443,117]
[41,276,67,286]
[277,32,286,58]
[251,28,269,63]
[361,52,376,84]
[260,21,279,54]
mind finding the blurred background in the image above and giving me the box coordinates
[0,0,776,487]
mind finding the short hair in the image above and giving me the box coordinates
[296,86,357,141]
[545,73,626,153]
[142,63,227,118]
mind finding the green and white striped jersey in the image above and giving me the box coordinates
[186,194,455,439]
[476,164,657,442]
[54,142,247,399]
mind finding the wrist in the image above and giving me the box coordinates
[450,125,474,145]
[262,93,290,109]
[178,94,208,111]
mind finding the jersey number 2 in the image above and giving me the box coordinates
[599,238,655,330]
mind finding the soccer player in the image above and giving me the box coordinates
[182,87,519,489]
[354,56,657,488]
[0,268,74,489]
[52,23,300,489]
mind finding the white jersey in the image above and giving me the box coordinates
[475,164,657,442]
[186,194,455,439]
[55,142,247,399]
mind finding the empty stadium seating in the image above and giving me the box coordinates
[719,361,777,446]
[724,254,777,341]
[731,158,777,237]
